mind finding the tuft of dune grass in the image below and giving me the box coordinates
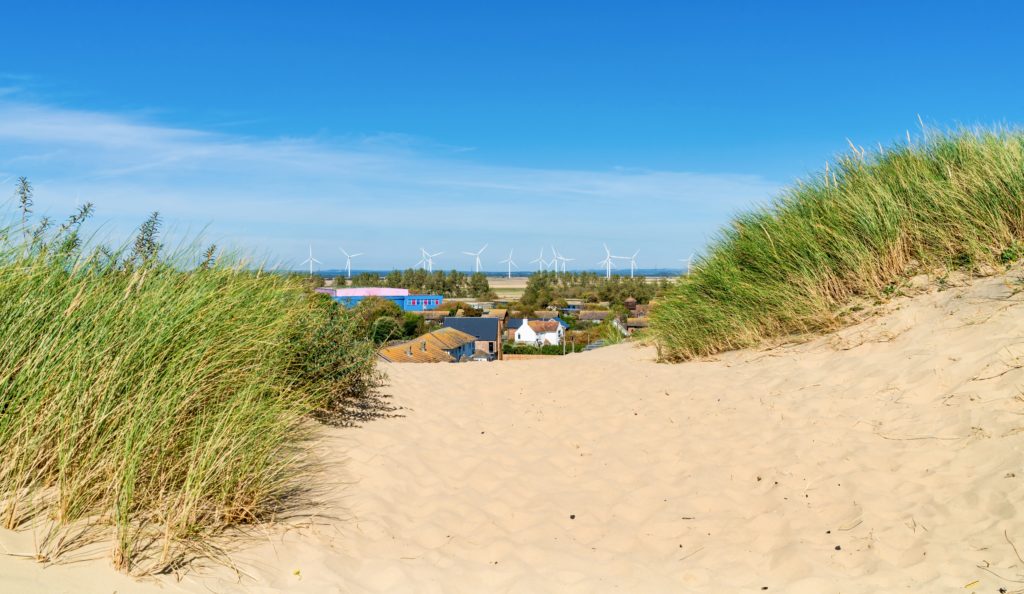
[651,128,1024,360]
[0,206,379,573]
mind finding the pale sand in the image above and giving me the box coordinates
[5,273,1024,592]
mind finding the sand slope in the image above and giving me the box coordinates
[5,273,1024,592]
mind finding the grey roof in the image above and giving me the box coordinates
[442,316,500,341]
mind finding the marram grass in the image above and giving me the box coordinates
[651,128,1024,360]
[0,211,377,573]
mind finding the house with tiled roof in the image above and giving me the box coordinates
[377,327,477,363]
[577,310,611,323]
[513,317,564,346]
[415,310,449,323]
[626,317,649,334]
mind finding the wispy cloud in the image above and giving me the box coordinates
[0,100,781,269]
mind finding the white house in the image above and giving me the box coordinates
[513,318,564,346]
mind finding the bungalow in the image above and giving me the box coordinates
[483,308,508,323]
[513,318,565,346]
[577,310,611,323]
[626,317,649,335]
[377,327,477,363]
[442,316,502,360]
[559,299,584,314]
[416,310,449,324]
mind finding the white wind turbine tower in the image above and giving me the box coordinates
[679,253,695,276]
[301,244,322,277]
[561,255,575,273]
[598,244,617,280]
[626,249,640,278]
[339,248,362,279]
[530,247,546,273]
[547,247,561,273]
[499,249,518,279]
[418,248,442,273]
[552,246,574,273]
[462,243,488,273]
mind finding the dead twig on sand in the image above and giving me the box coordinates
[977,560,1024,584]
[874,432,964,441]
[830,328,907,351]
[973,532,1024,588]
[972,364,1024,382]
[1007,530,1024,566]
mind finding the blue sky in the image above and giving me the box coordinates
[3,1,1024,271]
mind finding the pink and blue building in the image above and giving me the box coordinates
[316,287,444,311]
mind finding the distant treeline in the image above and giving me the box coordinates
[515,271,671,313]
[348,269,493,298]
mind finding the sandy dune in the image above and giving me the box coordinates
[5,272,1024,592]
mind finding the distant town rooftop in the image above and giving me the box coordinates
[442,316,500,342]
[378,327,476,363]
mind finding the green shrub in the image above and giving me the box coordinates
[652,128,1024,360]
[501,342,585,355]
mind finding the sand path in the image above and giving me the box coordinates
[4,273,1024,592]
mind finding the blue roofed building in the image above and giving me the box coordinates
[317,287,444,311]
[442,316,502,360]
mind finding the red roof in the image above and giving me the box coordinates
[527,320,561,333]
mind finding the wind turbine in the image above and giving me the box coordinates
[301,244,322,277]
[679,253,695,276]
[557,248,574,273]
[626,250,639,278]
[530,247,546,273]
[462,243,488,273]
[560,255,575,273]
[339,248,362,279]
[598,244,617,280]
[419,248,442,273]
[552,246,574,273]
[499,249,518,279]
